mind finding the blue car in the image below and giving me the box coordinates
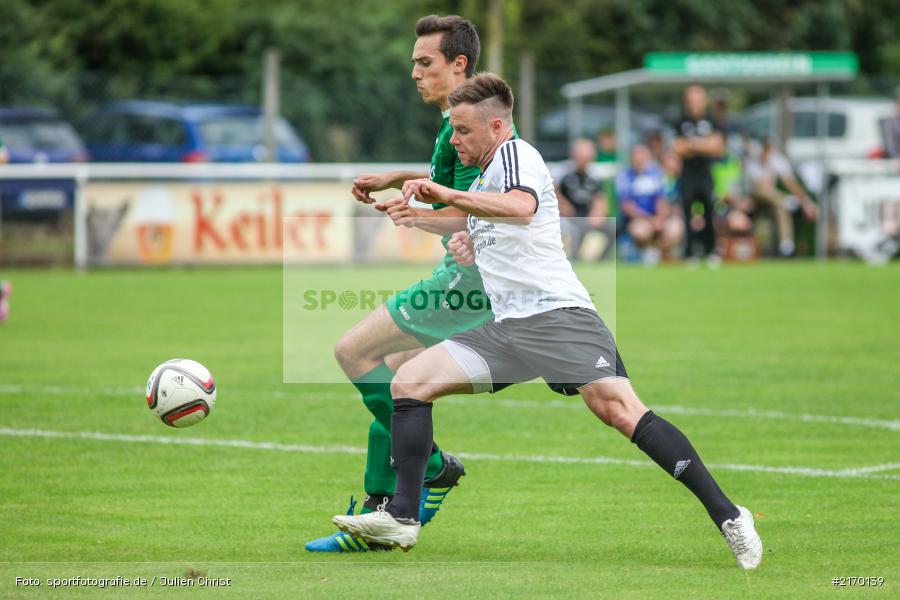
[0,108,87,163]
[82,101,312,162]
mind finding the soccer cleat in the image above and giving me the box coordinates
[305,496,392,553]
[721,505,763,569]
[332,510,420,552]
[419,451,466,526]
[305,529,385,553]
[0,281,10,322]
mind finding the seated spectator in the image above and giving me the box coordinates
[617,144,684,265]
[661,150,682,203]
[744,138,817,257]
[555,138,615,260]
[712,145,750,237]
[646,129,665,165]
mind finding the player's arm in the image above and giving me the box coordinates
[378,197,467,234]
[352,171,430,203]
[402,179,535,225]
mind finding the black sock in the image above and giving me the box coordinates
[363,493,392,513]
[385,398,433,521]
[631,411,739,528]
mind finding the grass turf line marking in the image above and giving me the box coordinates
[2,384,899,434]
[1,427,898,482]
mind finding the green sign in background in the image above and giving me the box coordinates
[644,52,858,77]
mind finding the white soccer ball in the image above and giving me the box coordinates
[145,359,216,428]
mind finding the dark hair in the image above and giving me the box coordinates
[448,72,514,114]
[415,15,480,78]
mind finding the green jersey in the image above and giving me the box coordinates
[429,110,482,277]
[430,110,480,201]
[385,110,495,345]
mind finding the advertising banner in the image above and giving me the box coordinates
[837,175,900,263]
[83,181,447,266]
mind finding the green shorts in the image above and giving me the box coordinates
[387,261,493,347]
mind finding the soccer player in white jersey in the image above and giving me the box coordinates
[334,73,762,569]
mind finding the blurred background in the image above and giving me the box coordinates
[0,0,898,267]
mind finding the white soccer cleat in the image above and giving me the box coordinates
[332,511,420,552]
[721,505,763,569]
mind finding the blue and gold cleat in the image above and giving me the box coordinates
[305,497,392,552]
[419,451,465,526]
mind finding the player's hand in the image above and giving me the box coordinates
[402,178,451,205]
[382,198,419,228]
[448,231,475,266]
[351,173,395,203]
[373,196,405,212]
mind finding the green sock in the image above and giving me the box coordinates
[353,363,444,491]
[363,420,396,496]
[354,364,396,496]
[425,447,444,481]
[352,363,394,431]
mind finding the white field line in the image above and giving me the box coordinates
[836,462,900,475]
[1,427,898,482]
[2,384,899,433]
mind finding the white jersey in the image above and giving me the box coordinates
[467,138,595,321]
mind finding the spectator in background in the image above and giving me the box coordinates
[879,88,900,158]
[596,128,617,163]
[661,150,682,204]
[674,84,725,263]
[710,88,746,228]
[0,133,8,164]
[556,138,614,260]
[617,144,684,265]
[661,150,686,255]
[744,137,817,257]
[646,129,665,165]
[711,89,742,153]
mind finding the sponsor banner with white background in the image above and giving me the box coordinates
[836,175,900,263]
[83,181,445,266]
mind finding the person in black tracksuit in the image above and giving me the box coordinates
[674,85,725,259]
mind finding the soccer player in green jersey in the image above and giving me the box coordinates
[305,15,492,553]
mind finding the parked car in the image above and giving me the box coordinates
[0,108,87,163]
[82,101,312,162]
[737,97,895,161]
[535,104,666,161]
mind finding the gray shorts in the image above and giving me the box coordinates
[442,307,628,397]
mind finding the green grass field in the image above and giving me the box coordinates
[1,262,898,599]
